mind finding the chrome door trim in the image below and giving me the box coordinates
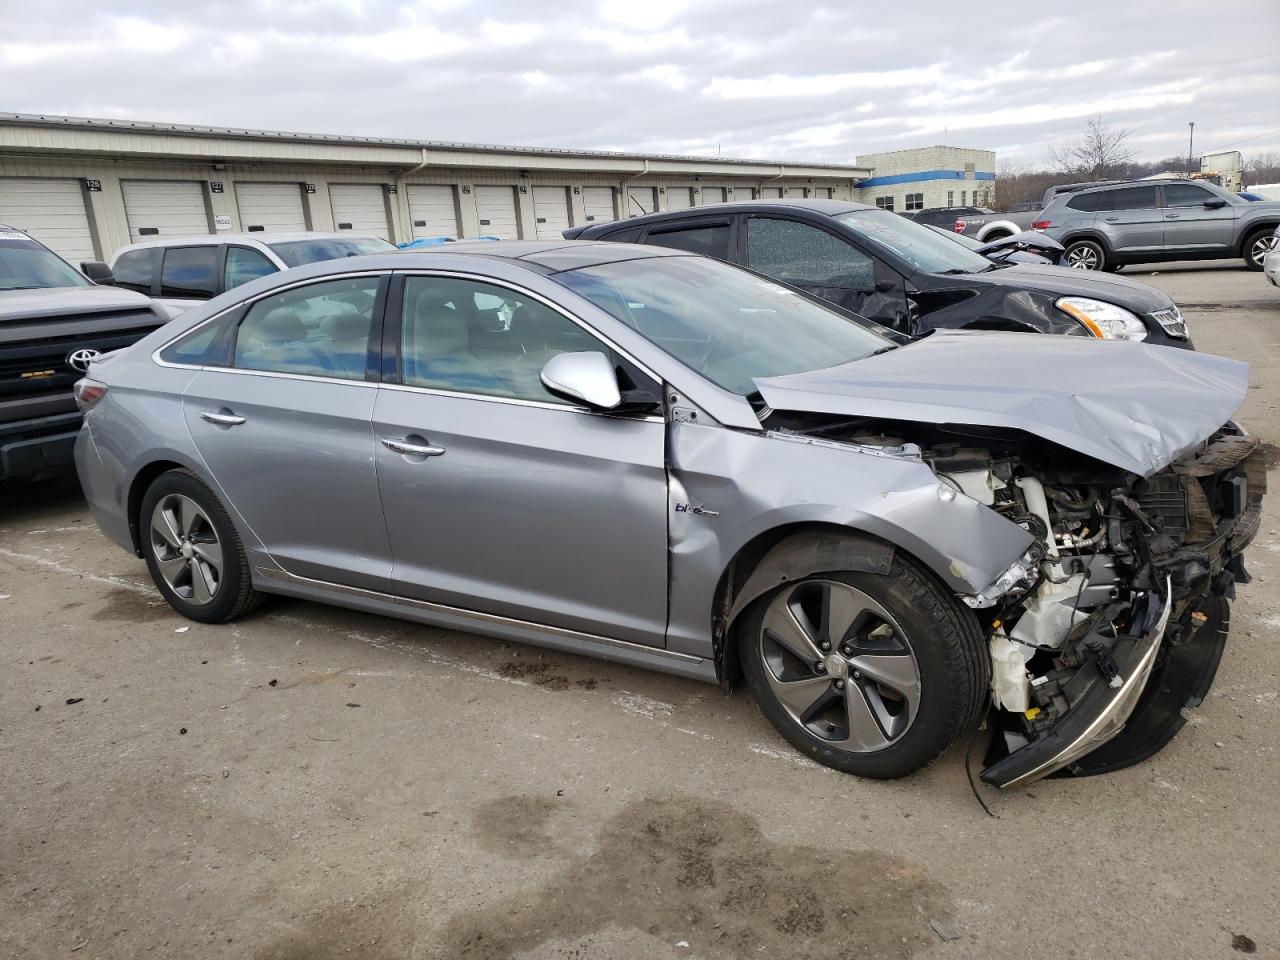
[254,564,700,664]
[376,380,666,421]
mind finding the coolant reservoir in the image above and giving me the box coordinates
[990,628,1031,713]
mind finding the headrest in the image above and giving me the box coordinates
[322,307,369,342]
[413,293,468,356]
[256,308,307,344]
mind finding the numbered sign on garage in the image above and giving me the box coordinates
[328,183,392,240]
[473,186,519,239]
[581,187,616,224]
[532,186,572,240]
[0,177,97,261]
[407,185,460,239]
[626,186,657,217]
[122,180,211,242]
[235,182,307,233]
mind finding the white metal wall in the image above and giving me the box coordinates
[0,177,96,261]
[328,183,391,239]
[532,186,572,240]
[581,187,615,225]
[666,187,694,211]
[121,180,210,242]
[235,182,307,232]
[473,186,519,239]
[407,184,459,238]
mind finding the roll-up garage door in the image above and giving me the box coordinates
[328,184,391,240]
[122,180,210,242]
[236,182,307,233]
[760,187,783,199]
[581,187,615,224]
[700,187,726,205]
[532,186,572,240]
[0,177,96,261]
[732,186,754,201]
[407,185,459,239]
[786,186,809,199]
[626,186,657,216]
[814,187,833,199]
[473,186,519,239]
[666,188,693,211]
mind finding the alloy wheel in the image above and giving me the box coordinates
[1066,246,1100,269]
[1250,234,1278,267]
[150,494,223,605]
[759,579,921,752]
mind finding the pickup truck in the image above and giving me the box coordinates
[1,226,169,482]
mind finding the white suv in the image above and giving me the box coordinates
[97,232,394,316]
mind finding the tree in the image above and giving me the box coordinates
[1046,116,1137,178]
[1245,151,1280,184]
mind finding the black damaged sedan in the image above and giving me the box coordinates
[566,199,1191,348]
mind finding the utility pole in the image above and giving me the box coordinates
[1188,121,1195,171]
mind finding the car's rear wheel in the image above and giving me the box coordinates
[1243,227,1278,271]
[739,556,988,779]
[140,469,260,623]
[1064,239,1106,270]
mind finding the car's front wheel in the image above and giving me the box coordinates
[1243,227,1278,271]
[140,469,260,623]
[1064,239,1106,270]
[740,556,988,779]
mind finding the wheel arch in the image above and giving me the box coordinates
[1238,221,1279,256]
[1059,230,1113,253]
[976,221,1017,241]
[711,523,903,684]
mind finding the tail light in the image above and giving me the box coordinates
[953,219,967,233]
[74,378,108,413]
[1032,219,1051,230]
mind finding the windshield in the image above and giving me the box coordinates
[0,234,89,290]
[836,209,992,274]
[268,236,395,267]
[555,255,891,396]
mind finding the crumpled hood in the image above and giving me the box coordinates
[754,330,1248,477]
[969,263,1175,313]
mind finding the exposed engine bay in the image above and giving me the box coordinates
[766,410,1267,787]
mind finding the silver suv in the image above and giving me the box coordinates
[1035,179,1280,271]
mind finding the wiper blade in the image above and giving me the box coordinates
[939,268,975,275]
[870,344,899,356]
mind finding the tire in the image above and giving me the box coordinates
[1242,227,1278,271]
[1064,239,1106,270]
[139,468,261,624]
[1103,263,1124,273]
[739,554,989,779]
[982,230,1012,242]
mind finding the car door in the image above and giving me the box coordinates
[181,272,393,590]
[157,243,221,315]
[1094,185,1163,254]
[743,215,909,329]
[1159,182,1236,254]
[373,272,670,646]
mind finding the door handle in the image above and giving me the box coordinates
[381,437,445,457]
[200,410,246,426]
[1164,214,1180,220]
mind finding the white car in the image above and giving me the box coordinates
[91,232,394,316]
[1265,226,1280,287]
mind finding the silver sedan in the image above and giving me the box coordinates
[73,242,1262,786]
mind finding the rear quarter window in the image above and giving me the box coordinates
[600,226,642,243]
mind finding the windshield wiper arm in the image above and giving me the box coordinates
[870,344,899,356]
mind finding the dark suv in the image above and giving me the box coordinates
[1035,179,1280,271]
[0,226,169,482]
[565,200,1192,347]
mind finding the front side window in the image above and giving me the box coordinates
[0,234,88,290]
[267,237,394,268]
[234,275,379,380]
[1162,183,1215,208]
[834,209,992,275]
[644,222,731,260]
[747,218,876,291]
[556,255,889,397]
[401,276,603,403]
[112,248,158,294]
[224,246,277,289]
[160,246,219,299]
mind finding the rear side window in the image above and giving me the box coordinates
[159,320,227,366]
[1162,183,1215,207]
[601,226,642,243]
[233,275,380,380]
[224,246,277,290]
[1066,191,1112,212]
[113,248,158,294]
[160,246,219,299]
[1109,186,1158,211]
[644,223,730,260]
[747,218,875,291]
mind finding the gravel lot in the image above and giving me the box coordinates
[3,262,1278,960]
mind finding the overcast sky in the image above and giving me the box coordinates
[3,0,1278,168]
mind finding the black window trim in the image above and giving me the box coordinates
[638,215,738,261]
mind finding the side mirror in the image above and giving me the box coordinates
[540,351,622,411]
[81,260,115,284]
[1204,199,1228,209]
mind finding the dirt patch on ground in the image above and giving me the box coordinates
[431,795,952,959]
[471,794,561,856]
[91,586,167,623]
[253,883,421,960]
[1259,441,1280,470]
[495,657,582,691]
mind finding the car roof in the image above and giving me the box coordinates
[594,198,874,228]
[116,231,386,251]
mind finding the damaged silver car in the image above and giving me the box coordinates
[73,242,1264,787]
